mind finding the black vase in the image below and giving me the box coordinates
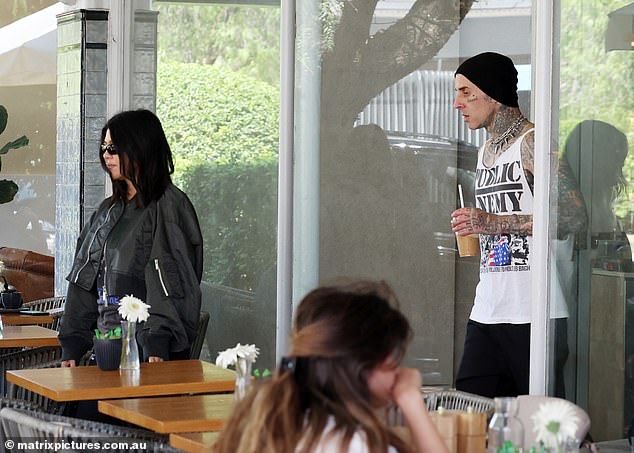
[93,338,122,371]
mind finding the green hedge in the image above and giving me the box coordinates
[157,61,279,291]
[157,61,279,167]
[180,159,278,291]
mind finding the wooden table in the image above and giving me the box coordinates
[98,394,234,433]
[7,359,235,402]
[0,325,59,347]
[2,312,54,325]
[170,432,218,453]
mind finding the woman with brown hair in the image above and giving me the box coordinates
[213,280,448,453]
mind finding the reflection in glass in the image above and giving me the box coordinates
[0,4,59,256]
[303,1,517,386]
[155,3,280,369]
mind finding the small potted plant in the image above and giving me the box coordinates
[92,294,151,371]
[93,325,123,371]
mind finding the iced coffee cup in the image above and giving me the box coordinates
[456,234,480,257]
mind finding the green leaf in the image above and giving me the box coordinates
[252,368,272,379]
[0,180,18,204]
[0,105,6,136]
[94,326,122,340]
[0,136,29,155]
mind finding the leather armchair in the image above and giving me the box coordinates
[0,247,54,303]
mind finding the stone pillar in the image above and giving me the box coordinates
[55,9,108,296]
[54,7,158,296]
[131,10,158,111]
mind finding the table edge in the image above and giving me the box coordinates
[6,371,235,401]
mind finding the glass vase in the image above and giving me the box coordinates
[488,397,524,452]
[234,356,252,400]
[119,321,140,370]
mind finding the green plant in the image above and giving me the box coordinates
[253,368,271,379]
[94,325,122,340]
[179,158,278,291]
[157,62,279,291]
[0,105,29,204]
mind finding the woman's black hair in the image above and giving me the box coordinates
[99,109,174,206]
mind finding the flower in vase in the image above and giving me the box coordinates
[531,400,580,449]
[118,295,151,323]
[216,343,260,369]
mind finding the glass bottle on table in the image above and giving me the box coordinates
[488,397,524,452]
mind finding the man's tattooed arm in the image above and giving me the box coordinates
[452,130,535,236]
[471,210,533,235]
[557,156,588,239]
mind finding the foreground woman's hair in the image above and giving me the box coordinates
[213,280,413,453]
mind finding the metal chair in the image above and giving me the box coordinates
[0,346,62,397]
[423,389,495,413]
[0,407,181,452]
[387,388,494,427]
[7,350,92,414]
[22,295,66,311]
[190,311,210,359]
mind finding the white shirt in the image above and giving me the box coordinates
[471,129,534,324]
[306,416,398,453]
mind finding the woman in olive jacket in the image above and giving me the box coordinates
[59,109,203,366]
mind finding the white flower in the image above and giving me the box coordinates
[118,295,151,323]
[215,343,259,369]
[531,400,580,449]
[0,260,4,274]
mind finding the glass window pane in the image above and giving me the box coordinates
[553,0,634,441]
[0,2,58,256]
[295,0,532,386]
[154,1,280,369]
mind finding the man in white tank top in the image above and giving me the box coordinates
[450,52,535,397]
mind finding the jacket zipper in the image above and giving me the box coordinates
[74,203,117,283]
[155,259,169,297]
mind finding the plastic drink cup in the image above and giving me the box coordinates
[456,234,480,257]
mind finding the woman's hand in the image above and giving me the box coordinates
[392,367,423,407]
[391,367,449,453]
[61,360,76,368]
[148,356,164,363]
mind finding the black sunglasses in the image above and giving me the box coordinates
[100,143,119,155]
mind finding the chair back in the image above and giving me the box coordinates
[190,311,210,359]
[6,349,92,413]
[0,407,181,452]
[517,395,590,449]
[0,347,62,399]
[47,307,65,331]
[22,295,65,311]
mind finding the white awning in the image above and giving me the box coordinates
[0,3,65,87]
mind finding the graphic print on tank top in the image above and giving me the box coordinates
[475,140,532,274]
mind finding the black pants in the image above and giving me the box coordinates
[455,319,569,398]
[455,320,530,398]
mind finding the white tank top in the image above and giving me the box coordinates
[471,129,534,324]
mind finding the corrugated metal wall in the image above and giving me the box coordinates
[357,69,488,147]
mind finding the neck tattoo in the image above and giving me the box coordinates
[490,115,528,155]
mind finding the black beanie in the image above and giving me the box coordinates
[455,52,519,107]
